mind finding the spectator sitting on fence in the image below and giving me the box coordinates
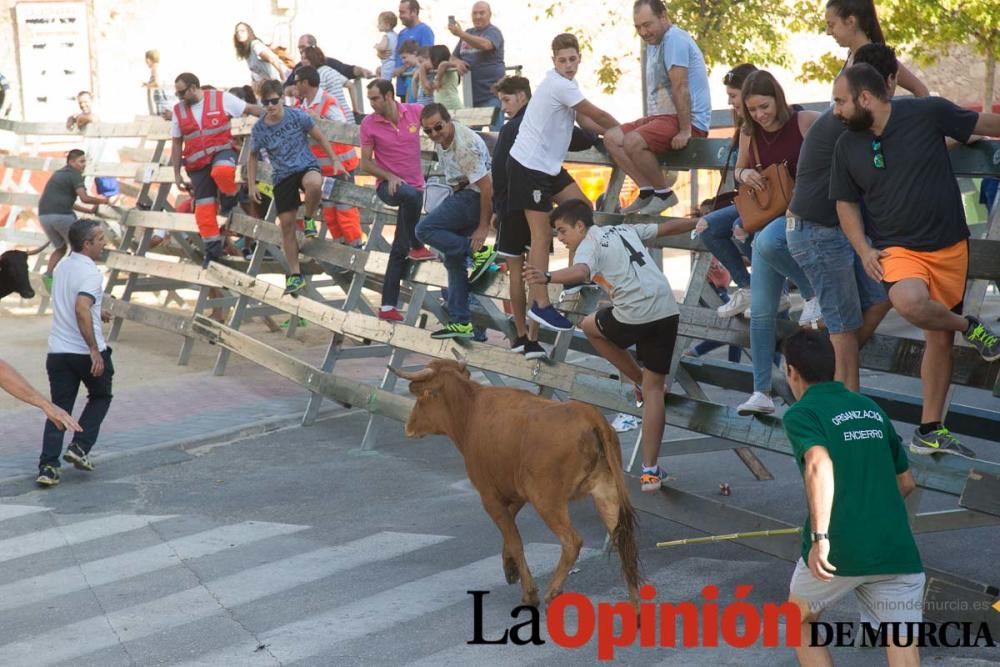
[414,103,496,339]
[172,72,262,266]
[830,64,1000,459]
[37,150,109,293]
[732,71,822,418]
[785,44,900,393]
[233,22,291,94]
[293,66,364,248]
[825,0,929,97]
[780,329,924,667]
[491,74,597,360]
[525,200,690,492]
[448,1,506,130]
[375,11,399,82]
[359,79,434,322]
[429,45,463,112]
[507,32,620,333]
[247,79,343,296]
[604,0,712,216]
[36,219,113,488]
[693,63,756,318]
[393,0,435,99]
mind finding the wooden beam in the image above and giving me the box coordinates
[960,469,1000,518]
[104,252,221,287]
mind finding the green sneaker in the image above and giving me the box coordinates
[41,273,53,295]
[910,426,977,459]
[280,317,307,329]
[303,217,320,240]
[964,316,1000,362]
[469,244,497,283]
[430,322,475,339]
[284,274,306,296]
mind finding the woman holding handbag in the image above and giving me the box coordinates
[732,71,821,416]
[694,63,757,318]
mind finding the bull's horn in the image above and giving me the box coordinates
[387,366,435,382]
[450,348,467,362]
[25,242,50,256]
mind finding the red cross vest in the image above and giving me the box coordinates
[174,90,234,172]
[294,91,359,176]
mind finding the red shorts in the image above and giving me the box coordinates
[620,115,708,153]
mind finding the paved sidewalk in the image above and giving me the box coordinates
[1,346,389,481]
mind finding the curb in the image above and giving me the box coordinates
[0,404,363,488]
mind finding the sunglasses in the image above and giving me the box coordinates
[175,86,192,99]
[422,122,445,136]
[872,139,885,169]
[262,97,282,107]
[723,70,739,87]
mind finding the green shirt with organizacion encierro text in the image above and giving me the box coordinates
[783,381,923,577]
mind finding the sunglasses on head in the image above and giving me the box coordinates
[872,139,885,169]
[262,97,282,107]
[422,122,445,135]
[723,71,739,87]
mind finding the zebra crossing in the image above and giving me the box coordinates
[0,503,986,666]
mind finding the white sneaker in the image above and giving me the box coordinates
[611,413,641,433]
[737,391,775,416]
[638,191,679,216]
[798,297,823,327]
[621,195,652,214]
[717,288,751,318]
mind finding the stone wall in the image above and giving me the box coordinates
[907,46,998,109]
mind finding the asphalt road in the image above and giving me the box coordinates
[0,410,996,666]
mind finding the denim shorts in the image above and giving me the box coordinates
[787,219,887,334]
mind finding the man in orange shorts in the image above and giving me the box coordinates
[831,63,1000,459]
[603,0,711,216]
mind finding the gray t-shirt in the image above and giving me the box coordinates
[437,122,491,192]
[453,24,505,106]
[247,39,280,83]
[250,106,320,184]
[38,165,85,215]
[789,108,843,227]
[574,223,679,325]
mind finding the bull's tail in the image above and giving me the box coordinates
[594,412,643,595]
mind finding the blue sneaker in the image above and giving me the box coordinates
[527,302,573,332]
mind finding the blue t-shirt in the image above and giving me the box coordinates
[645,26,711,133]
[394,22,435,97]
[250,106,320,185]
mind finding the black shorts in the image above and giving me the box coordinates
[506,158,575,214]
[595,308,679,375]
[273,167,321,214]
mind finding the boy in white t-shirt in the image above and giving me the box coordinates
[507,33,620,332]
[524,199,689,492]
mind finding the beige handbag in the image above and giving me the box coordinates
[734,135,794,233]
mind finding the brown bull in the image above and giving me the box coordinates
[390,359,641,607]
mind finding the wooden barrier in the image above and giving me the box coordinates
[3,112,1000,631]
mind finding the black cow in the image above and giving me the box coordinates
[0,248,38,300]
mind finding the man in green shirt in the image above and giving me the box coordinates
[782,330,923,666]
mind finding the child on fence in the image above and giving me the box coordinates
[524,199,689,492]
[374,12,399,82]
[399,40,434,104]
[430,45,463,112]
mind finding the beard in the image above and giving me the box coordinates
[843,107,875,132]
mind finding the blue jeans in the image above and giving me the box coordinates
[750,217,816,392]
[787,220,887,334]
[693,286,742,362]
[700,205,752,288]
[376,181,424,308]
[416,189,480,324]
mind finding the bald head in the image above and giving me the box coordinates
[471,1,491,29]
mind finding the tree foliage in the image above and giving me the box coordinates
[529,0,798,94]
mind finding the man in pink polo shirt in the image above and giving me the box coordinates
[360,79,434,321]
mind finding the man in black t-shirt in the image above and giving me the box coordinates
[787,44,898,393]
[830,63,1000,459]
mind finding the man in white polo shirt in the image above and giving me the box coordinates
[37,219,113,487]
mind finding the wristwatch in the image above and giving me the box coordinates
[544,271,551,284]
[811,532,829,543]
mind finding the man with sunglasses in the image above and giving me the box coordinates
[247,79,342,295]
[414,103,496,339]
[172,72,262,265]
[830,63,1000,459]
